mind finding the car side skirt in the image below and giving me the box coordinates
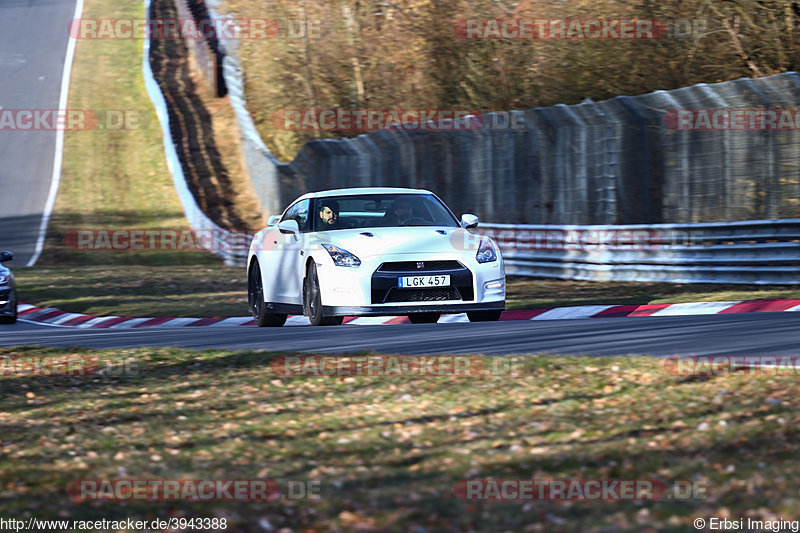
[264,302,304,315]
[323,301,504,317]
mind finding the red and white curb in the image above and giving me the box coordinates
[13,299,800,329]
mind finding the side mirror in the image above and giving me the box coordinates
[266,215,280,226]
[461,214,479,229]
[0,251,13,263]
[278,219,299,235]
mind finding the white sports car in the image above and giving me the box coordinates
[247,187,505,326]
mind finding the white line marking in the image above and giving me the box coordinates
[143,317,200,328]
[531,305,614,320]
[213,317,254,327]
[786,304,800,312]
[18,318,77,329]
[27,0,85,266]
[77,316,120,328]
[650,301,742,316]
[346,316,401,325]
[49,312,86,325]
[285,316,311,326]
[108,317,151,328]
[438,313,469,323]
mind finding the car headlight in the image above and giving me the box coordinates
[476,238,498,263]
[0,275,7,284]
[322,244,361,267]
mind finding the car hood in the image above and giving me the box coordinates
[316,227,479,258]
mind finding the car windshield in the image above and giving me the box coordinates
[311,194,460,232]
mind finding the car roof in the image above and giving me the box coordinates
[293,187,434,203]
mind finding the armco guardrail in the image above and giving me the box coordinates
[479,219,800,284]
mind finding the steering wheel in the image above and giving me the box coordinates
[400,217,430,226]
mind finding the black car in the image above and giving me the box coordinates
[0,251,17,324]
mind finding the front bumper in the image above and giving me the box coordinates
[323,300,505,317]
[315,251,505,311]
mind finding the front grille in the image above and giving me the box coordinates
[378,260,463,272]
[371,261,474,304]
[383,287,461,303]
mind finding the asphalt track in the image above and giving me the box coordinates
[1,312,798,356]
[0,1,796,358]
[0,0,78,264]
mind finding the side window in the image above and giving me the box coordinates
[280,199,310,233]
[295,199,309,233]
[280,203,298,223]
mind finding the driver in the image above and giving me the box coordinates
[318,199,340,229]
[383,197,415,226]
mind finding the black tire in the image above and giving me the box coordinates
[248,261,287,327]
[467,310,502,322]
[304,263,343,326]
[0,295,17,324]
[408,313,441,324]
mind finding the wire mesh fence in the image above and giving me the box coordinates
[265,73,799,223]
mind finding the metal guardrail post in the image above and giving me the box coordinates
[654,90,689,224]
[696,83,731,220]
[555,104,588,224]
[742,78,779,220]
[616,96,652,223]
[533,108,563,223]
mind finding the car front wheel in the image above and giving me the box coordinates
[304,263,343,326]
[0,294,17,324]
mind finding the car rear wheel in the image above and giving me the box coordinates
[249,261,287,327]
[467,310,502,322]
[408,312,441,324]
[304,263,343,326]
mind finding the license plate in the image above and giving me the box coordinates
[398,275,450,288]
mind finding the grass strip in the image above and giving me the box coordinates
[10,266,800,318]
[0,347,797,531]
[43,0,257,266]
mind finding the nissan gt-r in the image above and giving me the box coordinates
[247,188,505,326]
